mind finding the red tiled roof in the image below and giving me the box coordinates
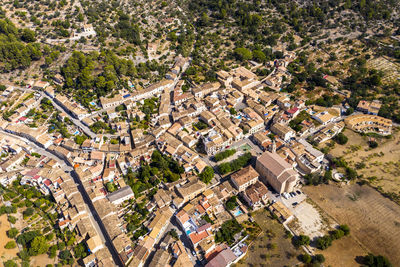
[189,230,209,245]
[43,179,51,186]
[287,107,298,114]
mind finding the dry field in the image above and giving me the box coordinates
[319,234,366,267]
[304,183,400,265]
[236,210,300,267]
[0,215,19,267]
[329,128,400,198]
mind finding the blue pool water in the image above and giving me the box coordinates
[186,230,191,235]
[236,115,242,119]
[90,102,96,106]
[233,209,243,216]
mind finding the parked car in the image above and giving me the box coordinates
[292,202,298,206]
[296,190,301,194]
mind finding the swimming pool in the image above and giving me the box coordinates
[233,209,243,217]
[186,230,191,235]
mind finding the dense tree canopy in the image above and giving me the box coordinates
[0,19,42,72]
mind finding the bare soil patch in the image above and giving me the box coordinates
[320,235,366,267]
[330,129,400,199]
[304,183,400,264]
[0,215,19,266]
[236,210,300,267]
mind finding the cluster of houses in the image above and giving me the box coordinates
[0,46,397,267]
[0,134,116,266]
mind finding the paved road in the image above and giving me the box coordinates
[43,93,97,139]
[168,215,202,267]
[0,129,72,171]
[11,86,97,139]
[0,129,123,266]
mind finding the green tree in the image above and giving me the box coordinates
[218,162,231,174]
[293,235,310,247]
[330,229,344,240]
[368,140,378,148]
[313,254,325,263]
[7,216,17,224]
[73,243,87,259]
[29,236,49,256]
[334,133,348,145]
[252,50,266,63]
[234,47,252,61]
[169,229,179,240]
[48,245,57,258]
[3,260,17,267]
[300,253,312,264]
[4,241,16,249]
[316,235,332,250]
[74,135,87,145]
[345,107,354,115]
[339,224,350,235]
[225,196,238,210]
[199,166,214,184]
[364,254,392,267]
[7,228,19,238]
[59,250,74,265]
[21,29,36,42]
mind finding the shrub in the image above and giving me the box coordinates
[330,229,344,240]
[5,241,16,249]
[334,133,348,145]
[293,235,310,247]
[7,216,17,224]
[313,254,326,263]
[316,235,332,250]
[368,140,378,148]
[7,228,19,238]
[339,224,350,235]
[364,254,392,267]
[3,260,17,267]
[300,254,312,263]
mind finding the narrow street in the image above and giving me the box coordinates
[43,93,97,139]
[11,86,97,139]
[0,129,123,266]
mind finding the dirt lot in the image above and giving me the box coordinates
[304,183,400,265]
[320,235,366,267]
[0,215,19,266]
[30,254,56,266]
[330,128,400,198]
[236,210,300,267]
